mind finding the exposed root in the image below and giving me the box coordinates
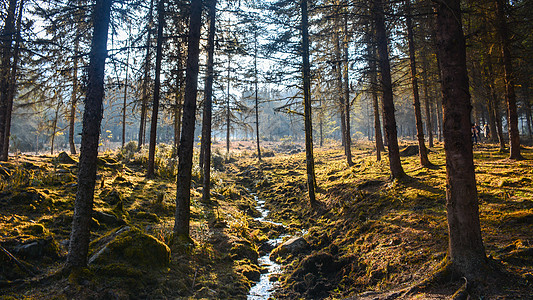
[401,259,455,296]
[451,277,469,300]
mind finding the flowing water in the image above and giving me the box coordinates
[247,196,286,300]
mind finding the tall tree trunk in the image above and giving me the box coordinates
[2,0,23,160]
[333,19,346,156]
[435,0,487,278]
[50,92,61,155]
[405,0,430,167]
[226,56,231,157]
[254,30,261,161]
[367,27,385,159]
[66,0,112,269]
[174,0,202,239]
[420,49,434,148]
[373,0,405,180]
[0,0,17,161]
[342,15,353,166]
[138,0,154,151]
[147,0,165,178]
[200,0,216,203]
[300,0,317,205]
[495,0,522,159]
[174,50,184,158]
[121,31,130,149]
[69,38,80,155]
[486,55,506,150]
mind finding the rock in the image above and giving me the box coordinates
[399,145,419,157]
[88,227,170,269]
[230,241,258,261]
[100,189,123,205]
[57,152,77,164]
[93,210,125,226]
[270,236,309,260]
[236,264,261,281]
[133,211,160,223]
[13,237,61,259]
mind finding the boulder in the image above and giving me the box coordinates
[270,236,309,260]
[399,145,419,157]
[13,237,61,259]
[57,152,77,164]
[88,227,170,269]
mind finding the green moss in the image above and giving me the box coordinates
[94,262,144,277]
[22,223,46,235]
[90,227,170,269]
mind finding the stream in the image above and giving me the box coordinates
[247,196,287,300]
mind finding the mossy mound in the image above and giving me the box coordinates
[56,152,77,164]
[89,227,170,269]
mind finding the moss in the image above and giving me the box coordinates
[230,241,258,262]
[94,263,144,278]
[22,223,46,235]
[133,211,160,223]
[90,227,170,269]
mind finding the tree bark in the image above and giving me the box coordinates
[367,26,385,159]
[435,0,487,278]
[147,0,166,178]
[226,56,231,157]
[174,0,202,239]
[69,37,80,155]
[66,0,112,269]
[342,15,353,166]
[0,0,17,160]
[200,0,217,203]
[254,30,261,161]
[138,0,154,151]
[373,0,405,180]
[121,30,130,149]
[495,0,522,159]
[2,0,23,160]
[301,0,317,205]
[405,0,430,167]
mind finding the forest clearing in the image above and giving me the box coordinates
[0,142,532,299]
[1,0,533,298]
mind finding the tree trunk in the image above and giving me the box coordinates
[300,0,317,205]
[146,0,165,178]
[405,0,430,167]
[0,0,17,161]
[173,47,184,157]
[420,49,434,148]
[174,0,202,239]
[121,31,130,149]
[69,38,79,155]
[200,0,216,203]
[486,55,506,150]
[373,0,405,180]
[254,30,261,161]
[367,26,385,159]
[435,0,487,278]
[226,56,231,157]
[138,0,154,151]
[495,0,522,159]
[50,91,61,155]
[66,0,112,269]
[2,0,23,160]
[343,15,353,166]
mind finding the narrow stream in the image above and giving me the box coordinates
[247,196,287,300]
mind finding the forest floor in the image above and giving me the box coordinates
[0,140,532,299]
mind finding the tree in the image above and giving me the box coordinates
[66,0,112,269]
[495,0,523,160]
[0,0,18,161]
[435,0,487,278]
[404,0,430,167]
[147,0,166,178]
[372,0,405,179]
[173,0,202,239]
[200,0,217,203]
[137,0,154,151]
[300,0,317,205]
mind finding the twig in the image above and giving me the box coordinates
[0,245,36,276]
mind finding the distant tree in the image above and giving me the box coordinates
[174,0,202,239]
[147,0,166,178]
[372,0,405,179]
[435,0,488,278]
[404,0,430,167]
[200,0,217,203]
[495,0,523,160]
[300,0,317,205]
[66,0,112,269]
[137,0,154,151]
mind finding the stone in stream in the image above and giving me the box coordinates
[270,236,309,260]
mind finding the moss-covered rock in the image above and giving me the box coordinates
[89,227,170,269]
[230,240,258,262]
